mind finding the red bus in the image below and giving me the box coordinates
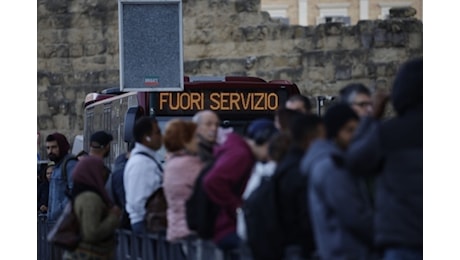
[83,76,300,167]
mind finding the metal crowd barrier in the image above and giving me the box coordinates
[38,214,252,260]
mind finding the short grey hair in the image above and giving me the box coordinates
[339,83,371,104]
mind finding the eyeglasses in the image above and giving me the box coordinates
[352,101,372,108]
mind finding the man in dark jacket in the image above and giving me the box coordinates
[346,58,423,259]
[275,114,325,259]
[303,104,376,260]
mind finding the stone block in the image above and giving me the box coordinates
[370,48,407,63]
[195,15,214,30]
[359,33,373,49]
[335,65,352,80]
[235,0,260,13]
[69,44,84,57]
[84,42,107,56]
[324,22,343,36]
[327,50,351,66]
[351,64,366,78]
[324,36,340,50]
[389,7,417,19]
[373,29,389,48]
[408,33,423,49]
[340,35,361,50]
[307,67,325,81]
[375,63,387,77]
[389,32,408,47]
[303,51,328,67]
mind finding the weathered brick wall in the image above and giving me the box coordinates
[37,0,422,150]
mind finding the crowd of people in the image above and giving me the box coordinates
[37,57,422,260]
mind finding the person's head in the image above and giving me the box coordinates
[71,156,112,205]
[45,161,55,182]
[274,107,303,132]
[45,133,70,163]
[339,83,372,117]
[323,103,360,150]
[268,133,291,163]
[163,119,199,154]
[289,114,326,150]
[133,116,163,151]
[285,94,312,114]
[391,57,423,116]
[192,110,220,144]
[245,118,279,162]
[89,131,113,158]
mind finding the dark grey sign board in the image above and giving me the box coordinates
[118,0,184,92]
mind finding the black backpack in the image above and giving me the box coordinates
[243,173,285,260]
[185,160,219,239]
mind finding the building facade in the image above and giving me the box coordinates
[261,0,422,25]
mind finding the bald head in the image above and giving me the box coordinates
[193,110,220,144]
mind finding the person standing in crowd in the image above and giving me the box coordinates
[285,94,312,114]
[63,155,121,259]
[46,132,78,222]
[192,110,220,163]
[346,58,423,260]
[243,107,300,201]
[339,83,377,206]
[339,83,373,117]
[203,118,278,254]
[88,131,113,159]
[162,119,203,243]
[38,161,55,214]
[124,116,163,234]
[106,142,135,229]
[306,104,376,260]
[274,107,303,133]
[275,113,325,259]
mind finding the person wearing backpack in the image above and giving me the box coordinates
[124,116,164,234]
[46,132,79,222]
[162,119,203,244]
[203,118,278,255]
[244,114,324,260]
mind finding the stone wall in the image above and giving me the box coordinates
[37,0,423,150]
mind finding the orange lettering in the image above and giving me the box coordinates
[268,93,278,110]
[254,93,265,110]
[241,93,250,110]
[220,93,230,110]
[229,93,241,110]
[210,93,220,110]
[169,93,180,110]
[159,93,168,110]
[180,93,191,110]
[190,93,202,110]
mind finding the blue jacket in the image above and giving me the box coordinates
[304,140,376,260]
[47,154,78,221]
